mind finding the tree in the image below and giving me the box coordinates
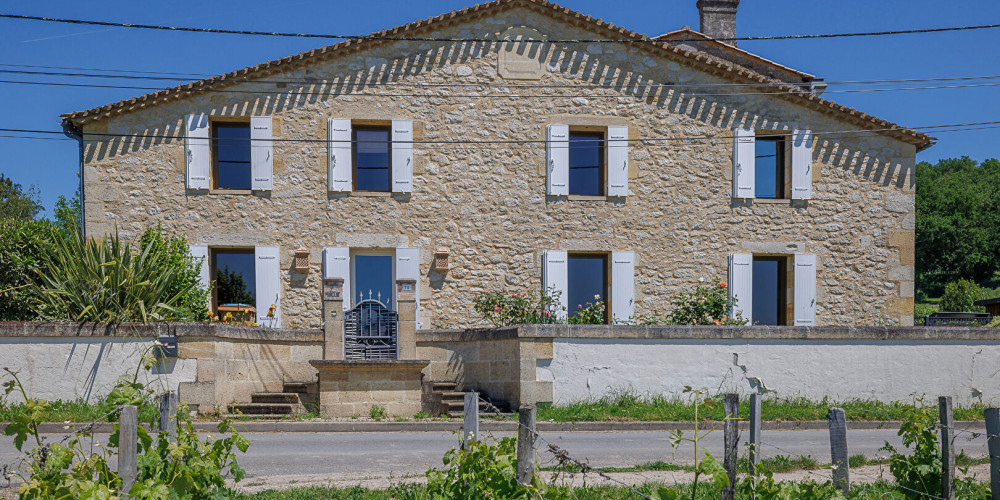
[52,189,81,234]
[915,157,1000,296]
[0,174,43,220]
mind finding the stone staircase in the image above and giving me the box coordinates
[425,382,504,418]
[227,382,317,419]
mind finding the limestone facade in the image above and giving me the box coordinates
[66,3,922,329]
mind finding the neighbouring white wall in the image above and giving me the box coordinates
[0,337,197,403]
[547,338,1000,406]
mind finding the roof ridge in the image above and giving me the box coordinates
[61,0,933,150]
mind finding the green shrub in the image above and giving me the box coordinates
[473,288,563,327]
[369,404,387,421]
[665,281,747,326]
[568,295,606,324]
[880,402,941,498]
[426,436,548,499]
[0,218,54,320]
[939,278,988,312]
[138,224,211,321]
[3,367,249,499]
[31,226,207,323]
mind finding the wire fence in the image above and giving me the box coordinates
[1,388,997,499]
[461,391,998,500]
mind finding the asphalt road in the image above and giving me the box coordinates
[0,428,990,479]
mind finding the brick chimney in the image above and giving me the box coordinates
[697,0,740,46]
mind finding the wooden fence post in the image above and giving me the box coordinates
[517,405,537,485]
[939,396,955,500]
[749,393,762,474]
[828,407,850,494]
[986,407,1000,500]
[159,391,178,439]
[463,392,479,448]
[721,393,739,500]
[118,405,138,496]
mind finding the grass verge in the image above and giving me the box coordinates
[534,390,988,422]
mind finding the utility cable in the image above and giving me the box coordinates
[2,13,998,43]
[5,78,1000,99]
[6,66,1000,89]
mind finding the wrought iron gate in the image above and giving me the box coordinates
[344,298,398,360]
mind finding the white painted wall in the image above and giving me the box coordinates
[0,337,196,403]
[547,339,1000,406]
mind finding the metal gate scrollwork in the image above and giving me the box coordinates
[344,295,398,360]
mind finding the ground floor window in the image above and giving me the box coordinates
[567,253,608,323]
[752,256,787,325]
[211,248,256,318]
[352,253,394,309]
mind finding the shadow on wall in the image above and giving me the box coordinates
[83,28,914,190]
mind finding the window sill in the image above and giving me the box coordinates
[351,191,393,197]
[567,195,610,201]
[752,198,791,205]
[209,189,253,195]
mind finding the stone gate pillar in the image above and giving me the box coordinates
[322,278,344,360]
[396,279,417,360]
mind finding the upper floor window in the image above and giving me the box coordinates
[546,125,629,198]
[354,126,392,192]
[732,128,812,201]
[212,122,252,190]
[568,132,605,196]
[754,135,786,199]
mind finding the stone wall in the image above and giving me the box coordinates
[2,322,996,412]
[416,329,523,406]
[76,5,918,330]
[0,323,195,403]
[174,326,322,414]
[416,324,1000,408]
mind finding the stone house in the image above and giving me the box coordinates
[61,0,929,332]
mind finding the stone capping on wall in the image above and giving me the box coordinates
[0,321,322,341]
[418,324,1000,342]
[516,324,1000,341]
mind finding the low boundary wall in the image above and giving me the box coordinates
[1,323,998,411]
[415,325,1000,408]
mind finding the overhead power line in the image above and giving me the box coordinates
[6,62,1000,88]
[5,78,1000,99]
[1,13,998,43]
[4,66,1000,90]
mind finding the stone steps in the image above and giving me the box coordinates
[227,381,317,418]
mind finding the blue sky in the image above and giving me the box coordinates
[2,0,999,217]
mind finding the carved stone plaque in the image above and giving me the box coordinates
[497,27,548,81]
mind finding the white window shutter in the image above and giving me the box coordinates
[391,120,413,193]
[607,126,629,197]
[794,253,817,326]
[250,116,273,191]
[729,253,753,323]
[323,247,350,310]
[189,245,210,309]
[791,129,813,200]
[328,118,352,192]
[610,251,635,323]
[733,128,755,199]
[184,114,210,190]
[542,250,569,320]
[254,246,281,326]
[395,247,421,329]
[546,125,569,196]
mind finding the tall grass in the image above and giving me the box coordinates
[536,388,989,422]
[32,227,196,323]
